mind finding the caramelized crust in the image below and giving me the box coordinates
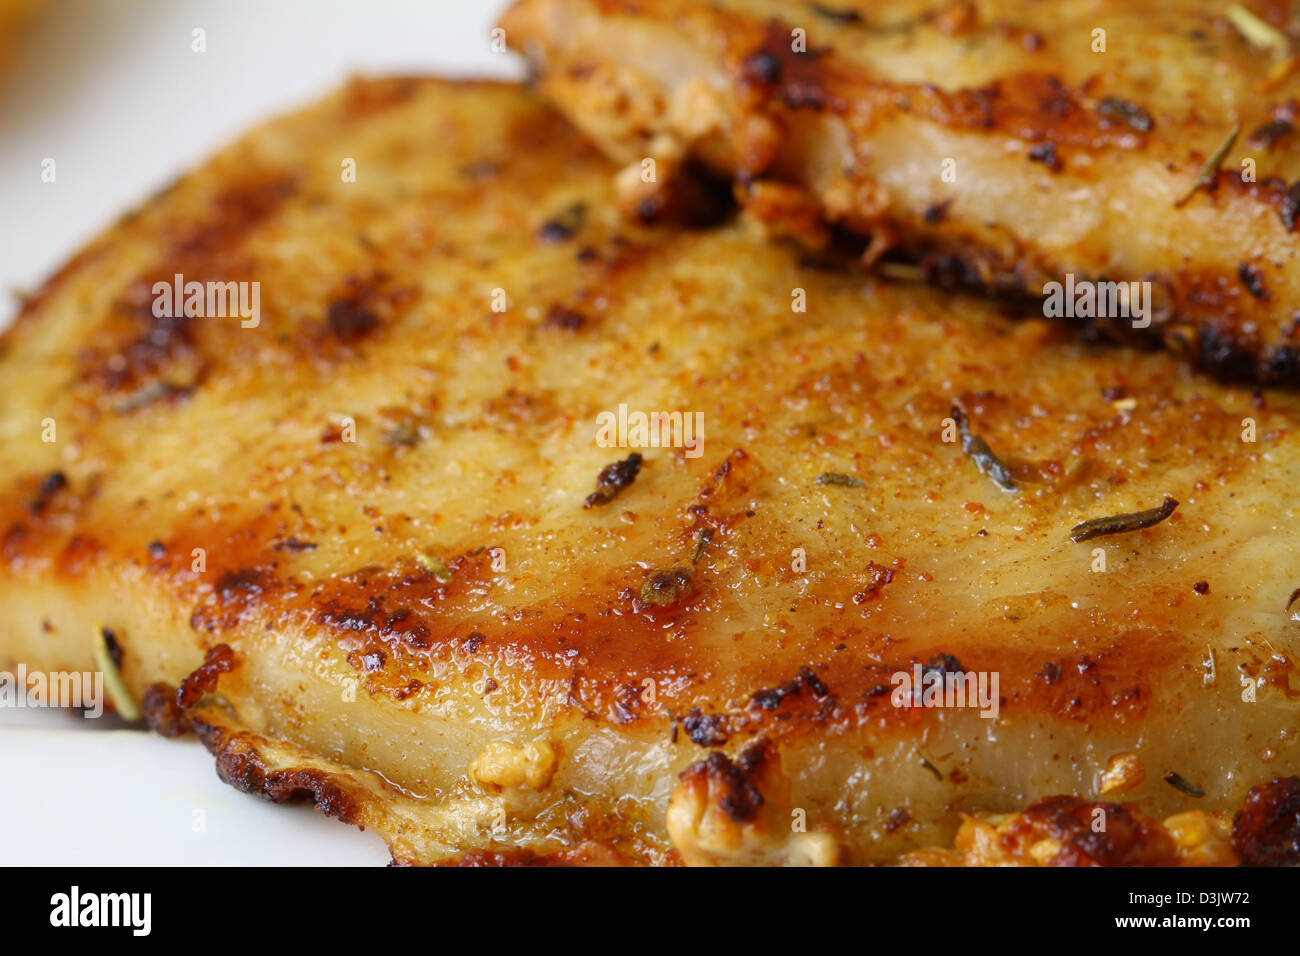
[2,78,1299,864]
[503,0,1300,383]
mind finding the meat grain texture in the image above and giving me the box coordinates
[2,77,1298,865]
[503,0,1300,383]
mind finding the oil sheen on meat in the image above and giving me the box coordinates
[503,0,1300,384]
[1,78,1298,865]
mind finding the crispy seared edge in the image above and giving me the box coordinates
[151,652,1299,866]
[502,0,1300,384]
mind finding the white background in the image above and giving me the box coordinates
[0,0,515,865]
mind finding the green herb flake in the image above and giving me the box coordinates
[383,423,422,447]
[808,3,863,24]
[1163,771,1206,798]
[690,527,715,564]
[951,405,1017,492]
[1226,3,1291,53]
[1069,496,1179,543]
[1097,96,1154,133]
[1173,125,1241,208]
[93,625,141,722]
[416,552,453,583]
[815,472,865,488]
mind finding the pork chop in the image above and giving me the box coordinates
[2,77,1298,865]
[503,0,1300,384]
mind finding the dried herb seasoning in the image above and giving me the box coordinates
[815,471,865,488]
[1163,771,1206,798]
[1069,496,1178,543]
[1173,125,1240,208]
[1097,96,1154,133]
[951,405,1016,492]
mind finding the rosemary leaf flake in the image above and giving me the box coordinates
[1069,496,1179,543]
[951,405,1017,492]
[93,625,141,722]
[815,472,865,488]
[1226,3,1291,53]
[690,527,715,564]
[1163,770,1206,798]
[1173,124,1241,208]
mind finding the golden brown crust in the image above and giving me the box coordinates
[1232,776,1300,866]
[503,0,1300,383]
[2,77,1299,864]
[900,798,1239,867]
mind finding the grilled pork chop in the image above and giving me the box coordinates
[503,0,1300,384]
[2,77,1299,866]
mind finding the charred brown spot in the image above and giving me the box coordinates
[1281,182,1300,232]
[320,593,430,648]
[1027,140,1061,170]
[214,568,271,606]
[1238,262,1269,300]
[141,682,191,737]
[83,176,294,394]
[1248,119,1293,149]
[327,297,381,342]
[1003,795,1178,866]
[1095,96,1154,133]
[630,162,738,229]
[680,743,772,823]
[745,22,834,113]
[922,199,952,223]
[537,202,587,242]
[742,49,783,85]
[750,664,829,710]
[584,452,643,508]
[197,723,363,825]
[308,555,498,663]
[87,289,199,394]
[29,471,67,515]
[1233,776,1300,866]
[171,176,297,262]
[884,807,912,832]
[177,643,239,708]
[851,561,895,603]
[639,565,695,607]
[924,653,964,676]
[682,707,730,746]
[543,305,588,331]
[273,536,318,553]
